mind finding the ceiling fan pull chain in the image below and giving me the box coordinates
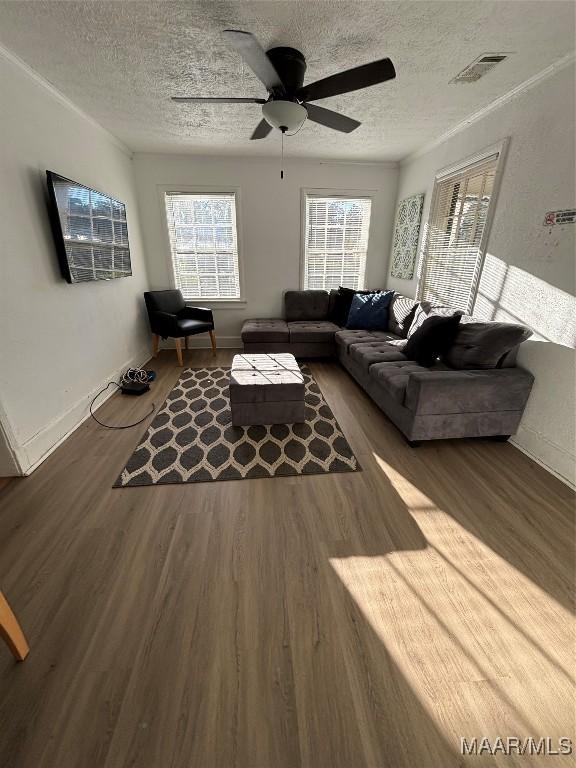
[281,128,285,180]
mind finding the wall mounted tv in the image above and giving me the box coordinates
[46,171,132,283]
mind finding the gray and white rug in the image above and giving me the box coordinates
[115,366,360,487]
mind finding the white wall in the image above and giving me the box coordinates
[0,51,151,473]
[134,154,398,343]
[387,64,576,486]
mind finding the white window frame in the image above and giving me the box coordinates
[158,185,246,306]
[417,138,509,312]
[300,188,376,291]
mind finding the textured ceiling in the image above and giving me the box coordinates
[0,1,574,160]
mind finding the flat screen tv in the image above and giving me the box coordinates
[46,171,132,283]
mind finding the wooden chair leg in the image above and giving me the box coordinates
[184,335,189,350]
[175,338,184,366]
[209,330,217,357]
[152,334,159,358]
[0,591,29,661]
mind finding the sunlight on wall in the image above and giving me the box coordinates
[475,253,576,347]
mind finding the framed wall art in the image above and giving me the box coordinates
[390,193,424,280]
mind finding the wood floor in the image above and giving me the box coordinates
[0,477,12,494]
[0,350,574,768]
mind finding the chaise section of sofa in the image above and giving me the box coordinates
[241,290,339,357]
[337,293,534,442]
[241,289,535,443]
[338,345,534,442]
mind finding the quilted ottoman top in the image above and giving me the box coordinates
[230,354,304,403]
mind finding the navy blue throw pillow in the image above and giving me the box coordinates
[346,291,395,331]
[329,286,371,326]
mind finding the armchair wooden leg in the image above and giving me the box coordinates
[184,335,189,350]
[175,338,184,366]
[152,334,159,358]
[209,330,217,357]
[0,591,29,661]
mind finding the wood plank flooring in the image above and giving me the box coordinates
[0,478,12,494]
[0,350,574,768]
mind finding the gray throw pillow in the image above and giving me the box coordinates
[442,319,532,369]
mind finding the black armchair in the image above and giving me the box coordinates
[144,290,216,366]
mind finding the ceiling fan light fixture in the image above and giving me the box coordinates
[262,100,307,132]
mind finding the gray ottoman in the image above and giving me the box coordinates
[229,353,306,426]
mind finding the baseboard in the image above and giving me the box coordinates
[161,335,243,350]
[510,426,575,490]
[20,347,151,474]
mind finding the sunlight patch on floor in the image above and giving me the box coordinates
[329,551,574,743]
[327,453,575,741]
[372,451,573,619]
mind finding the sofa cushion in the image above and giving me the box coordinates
[241,319,289,343]
[442,318,532,369]
[349,341,407,371]
[370,360,450,405]
[328,289,339,321]
[284,290,329,321]
[287,320,340,343]
[346,291,395,330]
[335,329,399,351]
[388,294,418,337]
[369,361,430,404]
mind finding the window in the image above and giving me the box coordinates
[303,194,372,290]
[418,146,505,312]
[164,192,241,300]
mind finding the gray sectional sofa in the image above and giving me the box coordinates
[241,290,534,444]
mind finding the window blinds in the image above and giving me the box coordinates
[303,196,372,291]
[164,193,240,300]
[418,153,499,312]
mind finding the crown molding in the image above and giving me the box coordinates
[133,150,399,167]
[0,42,133,158]
[402,50,576,165]
[318,159,399,168]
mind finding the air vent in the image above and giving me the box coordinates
[450,54,510,84]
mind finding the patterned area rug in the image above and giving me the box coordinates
[115,366,360,487]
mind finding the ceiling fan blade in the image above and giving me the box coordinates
[223,30,285,95]
[250,119,273,140]
[304,103,360,133]
[171,97,266,104]
[298,57,396,102]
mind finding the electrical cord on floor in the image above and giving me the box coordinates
[121,367,151,385]
[89,381,155,430]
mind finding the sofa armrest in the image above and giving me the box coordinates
[405,368,534,415]
[182,305,214,324]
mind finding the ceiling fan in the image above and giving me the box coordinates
[172,30,396,139]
